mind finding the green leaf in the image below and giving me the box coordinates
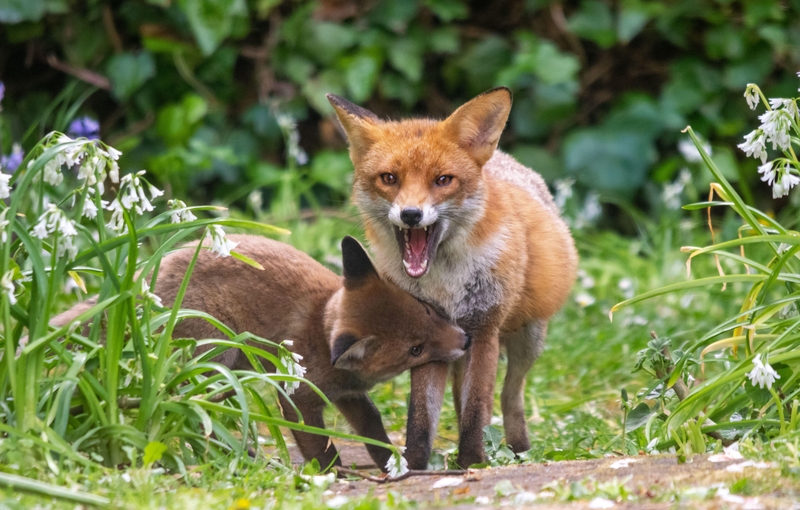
[143,441,168,467]
[388,37,424,82]
[617,6,650,43]
[230,251,264,270]
[345,52,382,102]
[423,0,468,21]
[568,0,615,48]
[369,0,419,32]
[533,42,580,85]
[106,52,156,100]
[564,127,655,194]
[179,0,248,56]
[0,0,66,23]
[310,150,353,194]
[627,403,653,432]
[156,94,208,146]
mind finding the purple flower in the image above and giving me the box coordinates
[0,144,24,173]
[67,117,100,140]
[0,82,4,111]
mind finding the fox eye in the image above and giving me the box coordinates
[410,344,424,357]
[381,173,397,185]
[435,175,453,187]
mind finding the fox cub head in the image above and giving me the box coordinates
[330,236,470,382]
[327,88,512,279]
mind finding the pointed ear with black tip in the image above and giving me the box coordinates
[326,94,380,163]
[341,236,379,289]
[443,87,512,167]
[331,333,375,370]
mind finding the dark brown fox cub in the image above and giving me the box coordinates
[53,235,469,470]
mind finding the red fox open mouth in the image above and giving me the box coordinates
[395,223,439,278]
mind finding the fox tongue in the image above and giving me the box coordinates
[403,228,428,275]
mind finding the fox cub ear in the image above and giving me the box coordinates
[444,87,512,167]
[326,94,379,162]
[331,333,374,369]
[341,236,379,289]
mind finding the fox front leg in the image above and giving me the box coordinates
[455,325,501,468]
[334,393,394,471]
[404,361,450,470]
[279,394,341,471]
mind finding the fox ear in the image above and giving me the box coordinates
[341,236,379,289]
[331,333,374,369]
[443,87,512,167]
[326,94,379,163]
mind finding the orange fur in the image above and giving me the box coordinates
[329,88,578,468]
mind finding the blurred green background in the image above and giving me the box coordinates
[2,0,800,230]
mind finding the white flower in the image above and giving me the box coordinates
[205,225,237,257]
[0,172,11,199]
[744,86,760,110]
[2,270,17,305]
[780,172,800,196]
[553,178,575,210]
[104,198,125,231]
[0,209,8,243]
[758,109,792,151]
[663,178,686,210]
[148,184,163,200]
[43,159,63,186]
[56,236,78,260]
[385,450,409,478]
[738,130,768,164]
[141,279,163,308]
[167,199,197,224]
[769,98,799,120]
[106,146,122,161]
[575,292,595,308]
[108,161,119,183]
[32,218,48,239]
[280,346,307,395]
[758,161,777,185]
[678,137,711,163]
[82,199,98,219]
[747,354,780,390]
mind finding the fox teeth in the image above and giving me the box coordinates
[404,230,409,243]
[420,259,428,270]
[423,226,427,232]
[403,259,412,271]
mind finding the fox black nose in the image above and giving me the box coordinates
[400,208,423,227]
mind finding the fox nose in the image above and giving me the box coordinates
[400,207,423,227]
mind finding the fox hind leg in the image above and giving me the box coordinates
[500,319,547,454]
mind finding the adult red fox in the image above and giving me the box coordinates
[327,88,578,468]
[51,235,469,471]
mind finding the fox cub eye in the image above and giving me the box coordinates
[410,344,424,357]
[435,175,453,187]
[381,173,397,185]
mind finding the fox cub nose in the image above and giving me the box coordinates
[400,208,423,227]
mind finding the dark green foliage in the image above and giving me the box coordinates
[2,0,799,205]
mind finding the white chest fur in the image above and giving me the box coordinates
[372,222,508,328]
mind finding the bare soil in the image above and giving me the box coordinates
[273,442,798,508]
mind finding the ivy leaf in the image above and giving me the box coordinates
[423,0,468,22]
[346,52,382,102]
[568,0,616,48]
[179,0,248,56]
[106,52,156,100]
[388,37,424,83]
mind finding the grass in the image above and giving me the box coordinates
[5,84,800,507]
